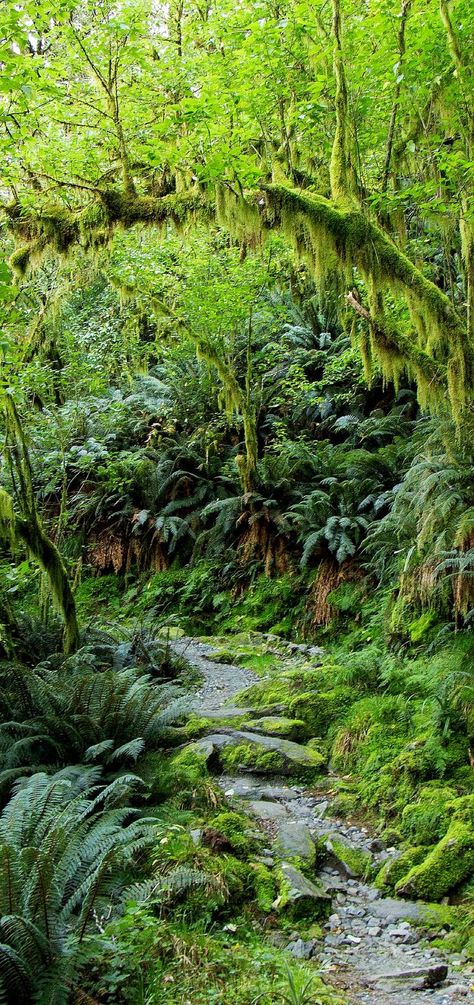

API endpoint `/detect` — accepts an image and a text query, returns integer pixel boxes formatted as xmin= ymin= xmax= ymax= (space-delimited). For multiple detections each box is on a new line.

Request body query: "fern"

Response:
xmin=0 ymin=771 xmax=159 ymax=1004
xmin=0 ymin=646 xmax=186 ymax=791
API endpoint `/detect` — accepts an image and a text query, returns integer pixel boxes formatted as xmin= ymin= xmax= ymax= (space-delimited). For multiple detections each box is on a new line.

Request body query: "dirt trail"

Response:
xmin=172 ymin=637 xmax=474 ymax=1005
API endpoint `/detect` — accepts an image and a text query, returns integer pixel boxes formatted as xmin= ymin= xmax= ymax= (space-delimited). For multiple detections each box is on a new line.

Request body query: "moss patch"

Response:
xmin=396 ymin=822 xmax=474 ymax=900
xmin=375 ymin=846 xmax=427 ymax=893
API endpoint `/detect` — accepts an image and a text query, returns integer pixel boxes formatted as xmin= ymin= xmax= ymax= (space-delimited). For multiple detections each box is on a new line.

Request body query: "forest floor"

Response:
xmin=171 ymin=636 xmax=474 ymax=1005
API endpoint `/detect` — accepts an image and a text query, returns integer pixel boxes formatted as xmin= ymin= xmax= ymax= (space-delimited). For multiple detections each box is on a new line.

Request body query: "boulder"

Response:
xmin=273 ymin=821 xmax=316 ymax=867
xmin=366 ymin=963 xmax=448 ymax=989
xmin=247 ymin=800 xmax=290 ymax=822
xmin=323 ymin=834 xmax=372 ymax=879
xmin=395 ymin=821 xmax=474 ymax=900
xmin=274 ymin=862 xmax=330 ymax=919
xmin=289 ymin=686 xmax=354 ymax=739
xmin=183 ymin=729 xmax=325 ymax=779
xmin=374 ymin=846 xmax=427 ymax=893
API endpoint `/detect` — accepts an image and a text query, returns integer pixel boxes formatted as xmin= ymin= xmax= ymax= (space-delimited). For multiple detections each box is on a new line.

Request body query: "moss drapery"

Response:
xmin=5 ymin=179 xmax=472 ymax=425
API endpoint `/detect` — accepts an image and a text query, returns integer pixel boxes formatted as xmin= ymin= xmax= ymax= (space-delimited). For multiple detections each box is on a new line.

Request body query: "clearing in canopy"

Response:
xmin=0 ymin=1 xmax=473 ymax=1003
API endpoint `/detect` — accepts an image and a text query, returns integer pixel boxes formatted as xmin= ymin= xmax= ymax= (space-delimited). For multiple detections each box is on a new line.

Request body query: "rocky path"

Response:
xmin=173 ymin=637 xmax=474 ymax=1004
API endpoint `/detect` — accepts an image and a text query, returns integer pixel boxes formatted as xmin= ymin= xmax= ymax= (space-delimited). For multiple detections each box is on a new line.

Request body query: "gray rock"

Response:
xmin=257 ymin=785 xmax=300 ymax=801
xmin=190 ymin=828 xmax=203 ymax=846
xmin=273 ymin=821 xmax=316 ymax=866
xmin=275 ymin=862 xmax=330 ymax=917
xmin=204 ymin=706 xmax=252 ymax=719
xmin=366 ymin=964 xmax=448 ymax=987
xmin=325 ymin=933 xmax=346 ymax=947
xmin=247 ymin=800 xmax=289 ymax=821
xmin=285 ymin=938 xmax=317 ymax=960
xmin=369 ymin=897 xmax=424 ymax=922
xmin=367 ymin=925 xmax=382 ymax=937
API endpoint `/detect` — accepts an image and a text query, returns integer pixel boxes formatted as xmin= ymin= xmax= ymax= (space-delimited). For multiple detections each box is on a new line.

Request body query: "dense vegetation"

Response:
xmin=0 ymin=0 xmax=473 ymax=1001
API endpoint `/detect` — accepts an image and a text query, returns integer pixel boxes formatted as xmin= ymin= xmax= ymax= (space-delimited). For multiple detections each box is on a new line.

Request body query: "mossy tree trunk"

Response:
xmin=0 ymin=395 xmax=79 ymax=655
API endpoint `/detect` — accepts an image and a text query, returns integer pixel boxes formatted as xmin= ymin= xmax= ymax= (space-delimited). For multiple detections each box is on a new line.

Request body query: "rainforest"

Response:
xmin=0 ymin=1 xmax=473 ymax=1002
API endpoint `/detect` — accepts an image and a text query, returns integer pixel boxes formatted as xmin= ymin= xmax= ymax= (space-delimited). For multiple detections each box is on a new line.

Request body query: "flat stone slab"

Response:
xmin=203 ymin=707 xmax=250 ymax=719
xmin=369 ymin=897 xmax=425 ymax=922
xmin=366 ymin=963 xmax=448 ymax=987
xmin=257 ymin=784 xmax=300 ymax=801
xmin=247 ymin=800 xmax=290 ymax=821
xmin=242 ymin=716 xmax=305 ymax=739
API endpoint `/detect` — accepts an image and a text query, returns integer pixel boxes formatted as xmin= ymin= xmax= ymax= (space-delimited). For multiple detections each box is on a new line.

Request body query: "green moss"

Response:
xmin=379 ymin=826 xmax=403 ymax=847
xmin=209 ymin=811 xmax=257 ymax=856
xmin=250 ymin=862 xmax=277 ymax=912
xmin=219 ymin=739 xmax=325 ymax=780
xmin=259 ymin=184 xmax=469 ymax=421
xmin=401 ymin=786 xmax=457 ymax=845
xmin=241 ymin=716 xmax=306 ymax=741
xmin=9 ymin=243 xmax=38 ymax=276
xmin=325 ymin=836 xmax=373 ymax=879
xmin=289 ymin=686 xmax=354 ymax=739
xmin=100 ymin=189 xmax=208 ymax=229
xmin=330 ymin=791 xmax=359 ymax=818
xmin=183 ymin=715 xmax=219 ymax=739
xmin=396 ymin=821 xmax=474 ymax=900
xmin=235 ymin=667 xmax=331 ymax=711
xmin=449 ymin=794 xmax=474 ymax=826
xmin=220 ymin=743 xmax=287 ymax=774
xmin=375 ymin=846 xmax=427 ymax=893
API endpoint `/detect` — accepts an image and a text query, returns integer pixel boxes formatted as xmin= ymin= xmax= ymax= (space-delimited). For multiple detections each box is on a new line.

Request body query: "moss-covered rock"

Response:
xmin=375 ymin=847 xmax=427 ymax=893
xmin=273 ymin=821 xmax=317 ymax=868
xmin=210 ymin=730 xmax=327 ymax=780
xmin=289 ymin=686 xmax=354 ymax=739
xmin=379 ymin=826 xmax=403 ymax=848
xmin=274 ymin=862 xmax=330 ymax=919
xmin=330 ymin=791 xmax=359 ymax=819
xmin=241 ymin=715 xmax=306 ymax=741
xmin=323 ymin=835 xmax=372 ymax=879
xmin=448 ymin=794 xmax=474 ymax=827
xmin=220 ymin=742 xmax=290 ymax=774
xmin=235 ymin=668 xmax=329 ymax=711
xmin=250 ymin=862 xmax=277 ymax=912
xmin=208 ymin=811 xmax=257 ymax=856
xmin=396 ymin=822 xmax=474 ymax=900
xmin=400 ymin=786 xmax=457 ymax=845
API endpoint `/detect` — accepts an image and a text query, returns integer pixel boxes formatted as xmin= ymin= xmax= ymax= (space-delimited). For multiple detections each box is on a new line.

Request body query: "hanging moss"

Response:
xmin=9 ymin=237 xmax=48 ymax=277
xmin=258 ymin=185 xmax=470 ymax=418
xmin=215 ymin=186 xmax=262 ymax=246
xmin=5 ymin=178 xmax=470 ymax=424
